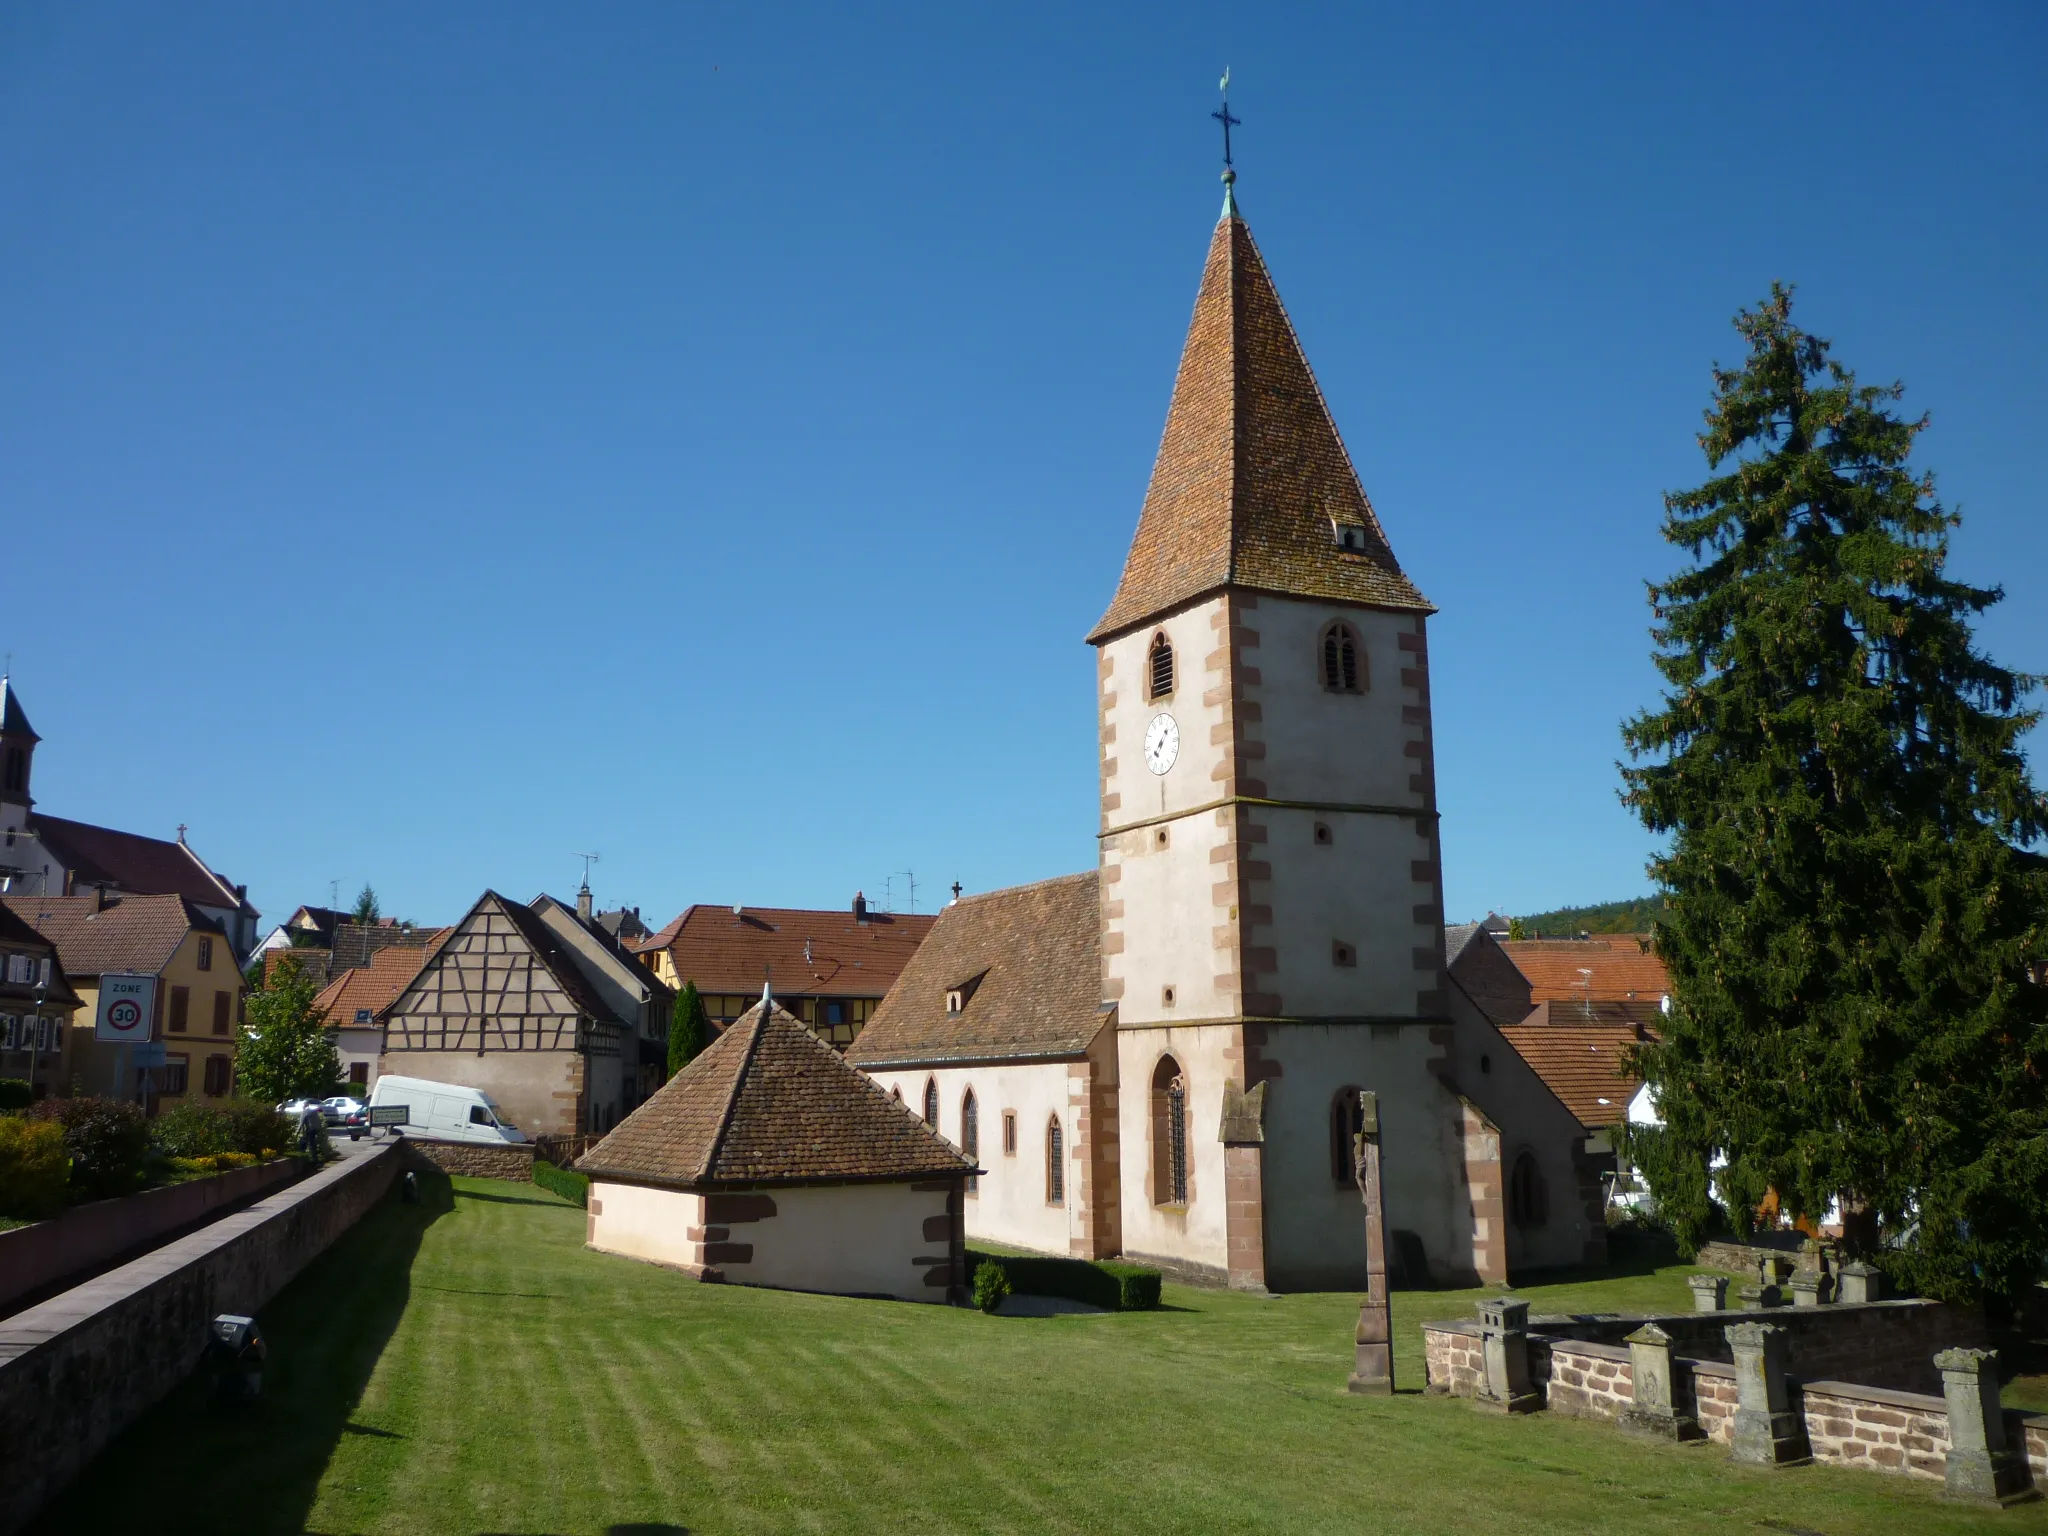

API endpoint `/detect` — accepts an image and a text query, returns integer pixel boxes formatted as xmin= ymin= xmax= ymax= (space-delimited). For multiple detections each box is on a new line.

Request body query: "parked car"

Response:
xmin=324 ymin=1097 xmax=369 ymax=1139
xmin=276 ymin=1098 xmax=326 ymax=1121
xmin=366 ymin=1075 xmax=528 ymax=1146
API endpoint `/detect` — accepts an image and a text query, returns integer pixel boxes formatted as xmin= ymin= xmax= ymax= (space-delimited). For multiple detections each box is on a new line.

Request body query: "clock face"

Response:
xmin=1144 ymin=712 xmax=1180 ymax=775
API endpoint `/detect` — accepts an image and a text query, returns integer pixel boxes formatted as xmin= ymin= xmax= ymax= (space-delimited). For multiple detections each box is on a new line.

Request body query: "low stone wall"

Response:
xmin=1538 ymin=1339 xmax=1632 ymax=1420
xmin=0 ymin=1158 xmax=302 ymax=1315
xmin=1696 ymin=1235 xmax=1808 ymax=1275
xmin=0 ymin=1145 xmax=400 ymax=1535
xmin=397 ymin=1137 xmax=534 ymax=1181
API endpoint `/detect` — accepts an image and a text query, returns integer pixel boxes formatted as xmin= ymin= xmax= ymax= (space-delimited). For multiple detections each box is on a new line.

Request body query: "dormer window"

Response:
xmin=1147 ymin=632 xmax=1175 ymax=700
xmin=1332 ymin=519 xmax=1369 ymax=554
xmin=945 ymin=989 xmax=964 ymax=1016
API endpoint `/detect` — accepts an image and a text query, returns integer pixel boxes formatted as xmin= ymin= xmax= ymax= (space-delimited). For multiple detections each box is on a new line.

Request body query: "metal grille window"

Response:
xmin=161 ymin=1054 xmax=190 ymax=1096
xmin=1148 ymin=632 xmax=1175 ymax=700
xmin=1166 ymin=1082 xmax=1187 ymax=1205
xmin=1047 ymin=1116 xmax=1065 ymax=1206
xmin=1321 ymin=622 xmax=1363 ymax=693
xmin=962 ymin=1090 xmax=979 ymax=1194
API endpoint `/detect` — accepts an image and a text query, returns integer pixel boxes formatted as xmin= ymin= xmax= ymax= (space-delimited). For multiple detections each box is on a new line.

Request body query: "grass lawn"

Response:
xmin=30 ymin=1173 xmax=2043 ymax=1536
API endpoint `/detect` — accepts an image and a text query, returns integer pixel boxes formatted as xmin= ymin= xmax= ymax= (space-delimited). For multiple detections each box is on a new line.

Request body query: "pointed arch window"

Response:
xmin=1320 ymin=622 xmax=1365 ymax=694
xmin=1147 ymin=632 xmax=1175 ymax=701
xmin=1151 ymin=1056 xmax=1189 ymax=1206
xmin=961 ymin=1089 xmax=979 ymax=1194
xmin=1509 ymin=1150 xmax=1549 ymax=1228
xmin=923 ymin=1077 xmax=939 ymax=1128
xmin=1046 ymin=1115 xmax=1065 ymax=1206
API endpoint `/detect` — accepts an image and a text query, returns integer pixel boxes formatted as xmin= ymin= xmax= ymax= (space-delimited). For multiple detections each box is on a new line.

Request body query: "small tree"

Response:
xmin=1506 ymin=917 xmax=1527 ymax=941
xmin=668 ymin=982 xmax=709 ymax=1078
xmin=236 ymin=955 xmax=341 ymax=1104
xmin=352 ymin=884 xmax=381 ymax=925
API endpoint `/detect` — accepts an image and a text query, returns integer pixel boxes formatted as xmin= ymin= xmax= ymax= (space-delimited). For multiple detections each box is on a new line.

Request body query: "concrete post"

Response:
xmin=1790 ymin=1274 xmax=1823 ymax=1307
xmin=1835 ymin=1261 xmax=1883 ymax=1304
xmin=1620 ymin=1322 xmax=1702 ymax=1441
xmin=1689 ymin=1274 xmax=1729 ymax=1313
xmin=1475 ymin=1297 xmax=1541 ymax=1414
xmin=1935 ymin=1348 xmax=2036 ymax=1506
xmin=1727 ymin=1322 xmax=1809 ymax=1466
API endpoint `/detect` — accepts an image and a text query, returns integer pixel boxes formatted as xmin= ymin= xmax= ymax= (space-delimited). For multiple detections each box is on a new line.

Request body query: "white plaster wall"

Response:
xmin=1256 ymin=1022 xmax=1474 ymax=1289
xmin=588 ymin=1180 xmax=703 ymax=1268
xmin=1104 ymin=812 xmax=1236 ymax=1027
xmin=335 ymin=1026 xmax=382 ymax=1096
xmin=1099 ymin=594 xmax=1235 ymax=833
xmin=745 ymin=1182 xmax=952 ymax=1303
xmin=1239 ymin=600 xmax=1428 ymax=808
xmin=1256 ymin=807 xmax=1433 ymax=1018
xmin=861 ymin=1060 xmax=1080 ymax=1256
xmin=1114 ymin=1023 xmax=1236 ymax=1276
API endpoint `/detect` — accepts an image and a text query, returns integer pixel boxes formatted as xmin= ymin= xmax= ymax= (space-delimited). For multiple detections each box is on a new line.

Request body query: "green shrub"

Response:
xmin=0 ymin=1079 xmax=32 ymax=1112
xmin=532 ymin=1160 xmax=589 ymax=1207
xmin=154 ymin=1102 xmax=233 ymax=1158
xmin=963 ymin=1249 xmax=1162 ymax=1312
xmin=0 ymin=1115 xmax=70 ymax=1219
xmin=972 ymin=1259 xmax=1012 ymax=1314
xmin=218 ymin=1101 xmax=292 ymax=1157
xmin=31 ymin=1097 xmax=151 ymax=1199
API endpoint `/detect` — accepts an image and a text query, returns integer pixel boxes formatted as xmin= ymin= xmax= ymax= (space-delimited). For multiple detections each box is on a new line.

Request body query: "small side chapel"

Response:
xmin=850 ymin=177 xmax=1605 ymax=1291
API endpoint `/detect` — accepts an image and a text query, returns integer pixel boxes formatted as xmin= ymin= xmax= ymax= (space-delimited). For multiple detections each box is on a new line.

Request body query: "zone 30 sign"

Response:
xmin=95 ymin=974 xmax=158 ymax=1044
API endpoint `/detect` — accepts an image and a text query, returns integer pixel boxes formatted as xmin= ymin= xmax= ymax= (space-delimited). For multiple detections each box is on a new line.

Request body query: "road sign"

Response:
xmin=369 ymin=1104 xmax=410 ymax=1128
xmin=96 ymin=974 xmax=157 ymax=1044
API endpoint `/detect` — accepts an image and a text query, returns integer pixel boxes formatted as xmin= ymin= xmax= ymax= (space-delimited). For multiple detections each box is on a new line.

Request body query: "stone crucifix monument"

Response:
xmin=1347 ymin=1089 xmax=1394 ymax=1395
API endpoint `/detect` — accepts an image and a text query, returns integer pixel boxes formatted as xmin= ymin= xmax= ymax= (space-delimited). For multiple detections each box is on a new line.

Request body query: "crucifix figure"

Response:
xmin=1212 ymin=69 xmax=1241 ymax=169
xmin=1348 ymin=1089 xmax=1394 ymax=1394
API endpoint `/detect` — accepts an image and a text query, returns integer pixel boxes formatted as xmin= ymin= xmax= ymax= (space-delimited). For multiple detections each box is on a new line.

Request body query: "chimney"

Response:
xmin=576 ymin=883 xmax=593 ymax=922
xmin=852 ymin=891 xmax=867 ymax=923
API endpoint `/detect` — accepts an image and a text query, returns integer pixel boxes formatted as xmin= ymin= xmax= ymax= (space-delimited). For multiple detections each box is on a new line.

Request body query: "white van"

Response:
xmin=367 ymin=1075 xmax=529 ymax=1146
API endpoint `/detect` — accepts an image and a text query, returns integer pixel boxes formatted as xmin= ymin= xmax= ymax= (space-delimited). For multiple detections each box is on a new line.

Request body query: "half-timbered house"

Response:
xmin=378 ymin=890 xmax=634 ymax=1138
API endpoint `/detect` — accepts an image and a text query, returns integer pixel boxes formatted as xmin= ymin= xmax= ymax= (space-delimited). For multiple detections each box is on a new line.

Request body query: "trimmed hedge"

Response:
xmin=533 ymin=1159 xmax=589 ymax=1207
xmin=0 ymin=1115 xmax=70 ymax=1219
xmin=30 ymin=1097 xmax=151 ymax=1198
xmin=964 ymin=1248 xmax=1162 ymax=1312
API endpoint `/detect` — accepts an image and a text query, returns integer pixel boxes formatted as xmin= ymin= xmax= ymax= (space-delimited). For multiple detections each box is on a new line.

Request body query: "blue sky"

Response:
xmin=3 ymin=3 xmax=2042 ymax=932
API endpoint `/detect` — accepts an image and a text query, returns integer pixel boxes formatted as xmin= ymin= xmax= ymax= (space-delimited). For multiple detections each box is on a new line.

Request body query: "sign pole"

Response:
xmin=1348 ymin=1089 xmax=1394 ymax=1395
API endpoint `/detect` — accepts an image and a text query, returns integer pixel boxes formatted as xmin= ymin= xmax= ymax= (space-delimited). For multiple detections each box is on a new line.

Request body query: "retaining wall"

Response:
xmin=0 ymin=1159 xmax=302 ymax=1316
xmin=0 ymin=1144 xmax=400 ymax=1535
xmin=398 ymin=1137 xmax=534 ymax=1181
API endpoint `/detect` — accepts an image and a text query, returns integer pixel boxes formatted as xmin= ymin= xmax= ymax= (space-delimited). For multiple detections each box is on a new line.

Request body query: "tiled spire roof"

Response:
xmin=0 ymin=676 xmax=36 ymax=739
xmin=1089 ymin=210 xmax=1430 ymax=643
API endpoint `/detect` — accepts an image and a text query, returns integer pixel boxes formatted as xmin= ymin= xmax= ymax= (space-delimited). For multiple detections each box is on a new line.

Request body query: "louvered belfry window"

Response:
xmin=1148 ymin=632 xmax=1174 ymax=700
xmin=1321 ymin=622 xmax=1363 ymax=693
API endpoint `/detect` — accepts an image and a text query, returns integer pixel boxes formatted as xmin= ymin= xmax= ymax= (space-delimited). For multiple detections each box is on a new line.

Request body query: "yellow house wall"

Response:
xmin=154 ymin=930 xmax=242 ymax=1108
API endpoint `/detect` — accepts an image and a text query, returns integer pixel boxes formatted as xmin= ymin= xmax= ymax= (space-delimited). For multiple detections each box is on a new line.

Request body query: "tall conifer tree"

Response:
xmin=1622 ymin=285 xmax=2048 ymax=1302
xmin=668 ymin=982 xmax=709 ymax=1079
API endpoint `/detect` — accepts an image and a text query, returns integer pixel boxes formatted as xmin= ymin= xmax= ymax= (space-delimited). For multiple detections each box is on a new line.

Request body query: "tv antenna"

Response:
xmin=575 ymin=852 xmax=601 ymax=887
xmin=881 ymin=869 xmax=918 ymax=914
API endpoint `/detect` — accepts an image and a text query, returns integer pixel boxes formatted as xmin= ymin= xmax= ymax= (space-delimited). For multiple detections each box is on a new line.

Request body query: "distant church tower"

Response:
xmin=0 ymin=676 xmax=37 ymax=837
xmin=1090 ymin=183 xmax=1478 ymax=1291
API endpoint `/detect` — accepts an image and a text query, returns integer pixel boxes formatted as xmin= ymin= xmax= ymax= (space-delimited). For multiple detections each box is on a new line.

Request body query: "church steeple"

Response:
xmin=0 ymin=674 xmax=37 ymax=812
xmin=1088 ymin=207 xmax=1431 ymax=644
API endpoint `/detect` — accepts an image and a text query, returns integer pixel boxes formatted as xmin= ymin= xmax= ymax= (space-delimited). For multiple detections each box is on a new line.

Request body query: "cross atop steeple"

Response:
xmin=1212 ymin=69 xmax=1242 ymax=217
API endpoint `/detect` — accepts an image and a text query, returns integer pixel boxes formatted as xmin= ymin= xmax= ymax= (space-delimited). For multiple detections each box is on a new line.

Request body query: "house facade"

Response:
xmin=3 ymin=891 xmax=242 ymax=1107
xmin=529 ymin=888 xmax=673 ymax=1112
xmin=0 ymin=901 xmax=83 ymax=1099
xmin=850 ymin=189 xmax=1604 ymax=1291
xmin=377 ymin=891 xmax=634 ymax=1138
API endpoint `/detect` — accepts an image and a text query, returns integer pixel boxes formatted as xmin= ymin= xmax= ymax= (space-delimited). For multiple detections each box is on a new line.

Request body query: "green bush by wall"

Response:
xmin=533 ymin=1160 xmax=589 ymax=1207
xmin=30 ymin=1097 xmax=151 ymax=1199
xmin=963 ymin=1249 xmax=1162 ymax=1312
xmin=0 ymin=1115 xmax=70 ymax=1219
xmin=0 ymin=1079 xmax=32 ymax=1113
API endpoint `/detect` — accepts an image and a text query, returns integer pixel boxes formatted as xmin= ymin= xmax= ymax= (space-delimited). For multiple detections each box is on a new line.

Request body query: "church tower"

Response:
xmin=1091 ymin=185 xmax=1479 ymax=1291
xmin=0 ymin=676 xmax=37 ymax=836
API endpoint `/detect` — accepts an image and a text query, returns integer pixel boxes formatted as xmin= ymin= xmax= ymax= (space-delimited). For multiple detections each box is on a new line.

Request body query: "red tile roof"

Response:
xmin=0 ymin=901 xmax=83 ymax=1008
xmin=27 ymin=814 xmax=246 ymax=913
xmin=1089 ymin=210 xmax=1430 ymax=644
xmin=577 ymin=998 xmax=973 ymax=1189
xmin=1500 ymin=935 xmax=1671 ymax=1005
xmin=312 ymin=944 xmax=437 ymax=1029
xmin=2 ymin=892 xmax=222 ymax=980
xmin=641 ymin=903 xmax=937 ymax=999
xmin=1497 ymin=1020 xmax=1650 ymax=1129
xmin=846 ymin=872 xmax=1107 ymax=1068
